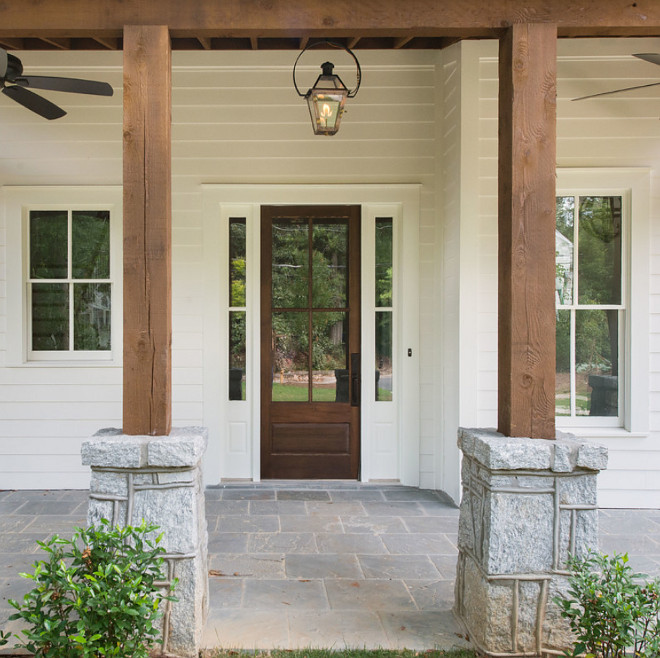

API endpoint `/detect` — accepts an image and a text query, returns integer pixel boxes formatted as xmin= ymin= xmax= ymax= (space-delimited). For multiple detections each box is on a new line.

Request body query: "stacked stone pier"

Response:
xmin=82 ymin=427 xmax=208 ymax=658
xmin=454 ymin=428 xmax=607 ymax=657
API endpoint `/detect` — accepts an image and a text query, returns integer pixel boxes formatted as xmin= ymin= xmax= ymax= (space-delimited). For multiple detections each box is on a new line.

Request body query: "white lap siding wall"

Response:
xmin=467 ymin=37 xmax=660 ymax=508
xmin=0 ymin=50 xmax=440 ymax=490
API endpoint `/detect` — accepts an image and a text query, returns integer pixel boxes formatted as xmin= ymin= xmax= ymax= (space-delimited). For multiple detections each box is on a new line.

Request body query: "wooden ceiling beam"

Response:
xmin=0 ymin=0 xmax=657 ymax=39
xmin=0 ymin=37 xmax=24 ymax=50
xmin=39 ymin=37 xmax=71 ymax=49
xmin=250 ymin=36 xmax=258 ymax=49
xmin=393 ymin=36 xmax=413 ymax=49
xmin=197 ymin=36 xmax=212 ymax=49
xmin=93 ymin=36 xmax=119 ymax=49
xmin=347 ymin=36 xmax=361 ymax=49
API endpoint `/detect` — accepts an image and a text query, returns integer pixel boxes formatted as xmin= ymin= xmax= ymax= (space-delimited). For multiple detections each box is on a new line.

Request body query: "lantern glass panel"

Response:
xmin=307 ymin=90 xmax=347 ymax=135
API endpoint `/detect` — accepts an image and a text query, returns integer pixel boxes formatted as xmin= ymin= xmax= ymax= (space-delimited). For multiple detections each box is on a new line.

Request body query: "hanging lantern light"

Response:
xmin=293 ymin=41 xmax=361 ymax=136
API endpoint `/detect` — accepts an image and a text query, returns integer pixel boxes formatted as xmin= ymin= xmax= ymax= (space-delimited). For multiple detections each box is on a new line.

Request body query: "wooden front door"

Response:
xmin=261 ymin=205 xmax=361 ymax=479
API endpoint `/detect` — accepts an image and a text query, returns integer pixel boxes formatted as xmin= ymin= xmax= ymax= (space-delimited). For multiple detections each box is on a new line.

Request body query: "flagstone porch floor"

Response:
xmin=1 ymin=483 xmax=660 ymax=652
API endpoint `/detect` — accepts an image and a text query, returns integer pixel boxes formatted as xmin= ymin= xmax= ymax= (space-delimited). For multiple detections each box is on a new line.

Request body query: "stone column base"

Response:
xmin=454 ymin=428 xmax=607 ymax=657
xmin=81 ymin=427 xmax=209 ymax=658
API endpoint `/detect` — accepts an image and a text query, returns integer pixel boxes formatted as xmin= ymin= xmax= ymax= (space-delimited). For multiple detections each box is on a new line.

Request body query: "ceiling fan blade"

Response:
xmin=2 ymin=85 xmax=66 ymax=119
xmin=14 ymin=75 xmax=113 ymax=96
xmin=0 ymin=48 xmax=7 ymax=79
xmin=572 ymin=81 xmax=660 ymax=101
xmin=634 ymin=53 xmax=660 ymax=66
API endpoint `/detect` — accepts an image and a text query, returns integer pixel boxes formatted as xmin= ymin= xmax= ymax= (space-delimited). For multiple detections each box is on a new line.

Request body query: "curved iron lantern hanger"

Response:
xmin=293 ymin=40 xmax=362 ymax=135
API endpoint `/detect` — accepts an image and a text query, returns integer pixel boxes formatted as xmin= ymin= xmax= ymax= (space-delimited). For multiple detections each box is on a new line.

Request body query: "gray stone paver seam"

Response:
xmin=17 ymin=487 xmax=659 ymax=651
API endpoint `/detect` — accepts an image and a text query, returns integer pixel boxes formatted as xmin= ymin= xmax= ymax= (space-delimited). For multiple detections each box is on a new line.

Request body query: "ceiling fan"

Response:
xmin=0 ymin=47 xmax=113 ymax=120
xmin=573 ymin=53 xmax=660 ymax=102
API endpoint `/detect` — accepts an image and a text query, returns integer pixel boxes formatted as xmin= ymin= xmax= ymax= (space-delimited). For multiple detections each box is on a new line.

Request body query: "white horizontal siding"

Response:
xmin=0 ymin=49 xmax=437 ymax=489
xmin=471 ymin=37 xmax=660 ymax=508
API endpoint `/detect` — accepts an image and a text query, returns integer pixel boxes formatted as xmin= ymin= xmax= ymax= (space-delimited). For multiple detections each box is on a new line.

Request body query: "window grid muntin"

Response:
xmin=27 ymin=208 xmax=112 ymax=355
xmin=556 ymin=194 xmax=626 ymax=423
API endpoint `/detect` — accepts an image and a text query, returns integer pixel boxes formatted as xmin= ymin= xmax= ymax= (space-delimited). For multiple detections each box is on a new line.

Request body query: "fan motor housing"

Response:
xmin=5 ymin=53 xmax=23 ymax=82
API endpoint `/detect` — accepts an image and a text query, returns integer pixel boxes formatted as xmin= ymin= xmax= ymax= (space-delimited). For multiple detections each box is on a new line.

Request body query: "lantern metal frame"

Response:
xmin=293 ymin=40 xmax=362 ymax=135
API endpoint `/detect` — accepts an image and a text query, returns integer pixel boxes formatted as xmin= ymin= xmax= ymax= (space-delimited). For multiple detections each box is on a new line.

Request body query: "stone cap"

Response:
xmin=458 ymin=427 xmax=607 ymax=473
xmin=81 ymin=427 xmax=208 ymax=469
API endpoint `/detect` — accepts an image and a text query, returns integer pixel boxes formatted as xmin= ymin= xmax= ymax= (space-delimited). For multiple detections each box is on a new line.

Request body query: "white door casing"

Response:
xmin=202 ymin=184 xmax=420 ymax=485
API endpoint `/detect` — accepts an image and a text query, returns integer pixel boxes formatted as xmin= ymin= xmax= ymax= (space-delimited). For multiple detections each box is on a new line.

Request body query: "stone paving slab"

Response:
xmin=3 ymin=483 xmax=660 ymax=653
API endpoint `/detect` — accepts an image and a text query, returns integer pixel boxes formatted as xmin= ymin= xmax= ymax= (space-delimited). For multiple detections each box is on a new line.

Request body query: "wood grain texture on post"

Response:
xmin=123 ymin=25 xmax=172 ymax=436
xmin=498 ymin=23 xmax=557 ymax=439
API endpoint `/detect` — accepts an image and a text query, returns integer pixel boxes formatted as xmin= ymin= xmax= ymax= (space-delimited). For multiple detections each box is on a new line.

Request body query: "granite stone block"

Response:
xmin=456 ymin=428 xmax=606 ymax=657
xmin=83 ymin=427 xmax=208 ymax=658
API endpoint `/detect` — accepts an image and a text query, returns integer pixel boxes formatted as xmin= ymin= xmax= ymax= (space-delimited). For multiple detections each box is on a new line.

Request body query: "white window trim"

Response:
xmin=556 ymin=168 xmax=650 ymax=435
xmin=4 ymin=186 xmax=123 ymax=367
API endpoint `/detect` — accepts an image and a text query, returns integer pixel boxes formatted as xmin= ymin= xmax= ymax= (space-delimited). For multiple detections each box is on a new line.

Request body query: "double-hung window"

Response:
xmin=555 ymin=169 xmax=649 ymax=432
xmin=6 ymin=187 xmax=122 ymax=365
xmin=29 ymin=210 xmax=111 ymax=355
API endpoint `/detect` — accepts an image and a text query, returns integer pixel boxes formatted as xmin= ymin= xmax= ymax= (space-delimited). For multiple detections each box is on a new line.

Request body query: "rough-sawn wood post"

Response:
xmin=498 ymin=23 xmax=557 ymax=439
xmin=122 ymin=25 xmax=172 ymax=436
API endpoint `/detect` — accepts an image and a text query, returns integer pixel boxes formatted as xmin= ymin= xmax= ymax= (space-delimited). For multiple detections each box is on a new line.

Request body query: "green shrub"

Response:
xmin=555 ymin=551 xmax=660 ymax=658
xmin=6 ymin=519 xmax=175 ymax=658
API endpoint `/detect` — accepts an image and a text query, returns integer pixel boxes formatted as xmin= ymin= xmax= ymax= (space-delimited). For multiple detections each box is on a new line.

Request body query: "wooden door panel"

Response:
xmin=271 ymin=423 xmax=350 ymax=454
xmin=261 ymin=205 xmax=360 ymax=479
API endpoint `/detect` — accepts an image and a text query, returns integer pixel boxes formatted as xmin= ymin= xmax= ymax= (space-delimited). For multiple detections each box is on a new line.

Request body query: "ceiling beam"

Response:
xmin=39 ymin=37 xmax=71 ymax=49
xmin=0 ymin=0 xmax=657 ymax=40
xmin=197 ymin=36 xmax=212 ymax=49
xmin=250 ymin=36 xmax=258 ymax=49
xmin=393 ymin=36 xmax=413 ymax=49
xmin=93 ymin=36 xmax=119 ymax=49
xmin=0 ymin=37 xmax=24 ymax=49
xmin=347 ymin=36 xmax=361 ymax=49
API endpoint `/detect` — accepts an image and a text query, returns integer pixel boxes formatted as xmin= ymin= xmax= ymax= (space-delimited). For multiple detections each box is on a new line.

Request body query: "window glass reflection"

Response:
xmin=376 ymin=311 xmax=392 ymax=401
xmin=229 ymin=311 xmax=246 ymax=400
xmin=272 ymin=311 xmax=309 ymax=401
xmin=555 ymin=197 xmax=574 ymax=306
xmin=30 ymin=211 xmax=68 ymax=279
xmin=578 ymin=196 xmax=622 ymax=306
xmin=72 ymin=211 xmax=110 ymax=279
xmin=375 ymin=218 xmax=393 ymax=308
xmin=555 ymin=309 xmax=570 ymax=416
xmin=32 ymin=283 xmax=69 ymax=351
xmin=312 ymin=220 xmax=348 ymax=309
xmin=74 ymin=283 xmax=111 ymax=350
xmin=312 ymin=312 xmax=347 ymax=402
xmin=229 ymin=218 xmax=246 ymax=307
xmin=577 ymin=309 xmax=618 ymax=417
xmin=272 ymin=220 xmax=309 ymax=308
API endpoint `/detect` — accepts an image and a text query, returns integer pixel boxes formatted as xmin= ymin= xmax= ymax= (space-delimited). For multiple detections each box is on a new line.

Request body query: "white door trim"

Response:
xmin=202 ymin=184 xmax=420 ymax=485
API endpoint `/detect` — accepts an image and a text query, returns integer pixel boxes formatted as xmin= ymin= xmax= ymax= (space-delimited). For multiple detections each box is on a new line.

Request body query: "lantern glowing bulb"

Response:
xmin=304 ymin=61 xmax=349 ymax=136
xmin=293 ymin=42 xmax=361 ymax=136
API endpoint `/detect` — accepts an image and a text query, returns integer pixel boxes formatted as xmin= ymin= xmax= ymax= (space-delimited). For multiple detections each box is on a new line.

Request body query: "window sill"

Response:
xmin=10 ymin=359 xmax=120 ymax=368
xmin=557 ymin=426 xmax=649 ymax=440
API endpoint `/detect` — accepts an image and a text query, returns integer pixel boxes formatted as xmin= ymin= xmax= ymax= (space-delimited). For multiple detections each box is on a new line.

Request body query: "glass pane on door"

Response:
xmin=312 ymin=312 xmax=348 ymax=401
xmin=312 ymin=220 xmax=348 ymax=308
xmin=272 ymin=311 xmax=309 ymax=401
xmin=272 ymin=219 xmax=309 ymax=308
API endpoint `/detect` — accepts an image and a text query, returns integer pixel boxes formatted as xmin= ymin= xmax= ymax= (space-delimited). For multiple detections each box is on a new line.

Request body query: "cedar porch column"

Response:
xmin=122 ymin=25 xmax=172 ymax=435
xmin=497 ymin=23 xmax=557 ymax=439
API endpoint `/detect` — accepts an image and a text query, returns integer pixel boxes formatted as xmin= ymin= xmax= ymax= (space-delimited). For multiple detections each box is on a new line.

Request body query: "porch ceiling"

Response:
xmin=0 ymin=35 xmax=463 ymax=52
xmin=0 ymin=0 xmax=659 ymax=52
